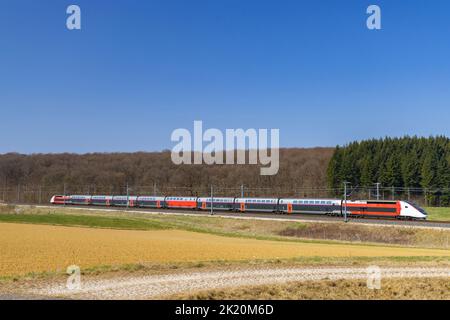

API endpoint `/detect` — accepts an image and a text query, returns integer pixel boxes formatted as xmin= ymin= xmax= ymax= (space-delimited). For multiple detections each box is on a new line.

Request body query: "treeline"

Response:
xmin=0 ymin=148 xmax=333 ymax=196
xmin=327 ymin=136 xmax=450 ymax=204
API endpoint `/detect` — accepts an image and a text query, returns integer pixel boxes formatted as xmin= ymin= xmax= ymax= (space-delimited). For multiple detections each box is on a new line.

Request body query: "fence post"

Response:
xmin=126 ymin=182 xmax=129 ymax=209
xmin=210 ymin=185 xmax=214 ymax=216
xmin=2 ymin=180 xmax=5 ymax=202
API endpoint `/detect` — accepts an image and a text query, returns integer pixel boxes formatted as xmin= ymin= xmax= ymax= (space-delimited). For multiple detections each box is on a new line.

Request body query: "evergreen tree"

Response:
xmin=421 ymin=149 xmax=438 ymax=189
xmin=326 ymin=146 xmax=342 ymax=191
xmin=421 ymin=147 xmax=438 ymax=205
xmin=326 ymin=136 xmax=450 ymax=204
xmin=360 ymin=156 xmax=374 ymax=186
xmin=401 ymin=150 xmax=420 ymax=188
xmin=380 ymin=155 xmax=402 ymax=187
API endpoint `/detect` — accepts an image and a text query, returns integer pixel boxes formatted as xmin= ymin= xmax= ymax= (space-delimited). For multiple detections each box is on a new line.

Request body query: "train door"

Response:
xmin=240 ymin=202 xmax=245 ymax=212
xmin=287 ymin=203 xmax=292 ymax=214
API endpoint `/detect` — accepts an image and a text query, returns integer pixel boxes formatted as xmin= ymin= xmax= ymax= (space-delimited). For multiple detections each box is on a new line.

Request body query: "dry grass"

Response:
xmin=1 ymin=222 xmax=450 ymax=277
xmin=171 ymin=277 xmax=450 ymax=300
xmin=279 ymin=223 xmax=450 ymax=248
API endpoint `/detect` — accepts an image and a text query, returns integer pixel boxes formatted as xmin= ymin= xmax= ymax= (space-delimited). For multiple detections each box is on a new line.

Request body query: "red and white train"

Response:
xmin=50 ymin=194 xmax=427 ymax=220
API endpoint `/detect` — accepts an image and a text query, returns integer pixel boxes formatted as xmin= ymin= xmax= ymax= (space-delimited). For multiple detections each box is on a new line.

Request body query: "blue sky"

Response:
xmin=1 ymin=0 xmax=450 ymax=153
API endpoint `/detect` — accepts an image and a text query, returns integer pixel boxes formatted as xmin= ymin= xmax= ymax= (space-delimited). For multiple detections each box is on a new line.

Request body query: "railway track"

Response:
xmin=22 ymin=204 xmax=450 ymax=229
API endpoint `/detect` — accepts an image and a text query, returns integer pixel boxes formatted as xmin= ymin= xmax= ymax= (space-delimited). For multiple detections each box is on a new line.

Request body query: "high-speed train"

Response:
xmin=50 ymin=194 xmax=428 ymax=220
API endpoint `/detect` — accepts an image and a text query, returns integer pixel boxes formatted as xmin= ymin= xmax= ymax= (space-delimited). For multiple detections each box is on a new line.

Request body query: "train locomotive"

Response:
xmin=50 ymin=194 xmax=427 ymax=220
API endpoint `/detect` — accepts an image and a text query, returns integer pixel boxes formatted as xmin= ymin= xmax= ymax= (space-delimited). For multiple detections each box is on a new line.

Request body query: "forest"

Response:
xmin=2 ymin=136 xmax=450 ymax=205
xmin=327 ymin=136 xmax=450 ymax=205
xmin=0 ymin=148 xmax=333 ymax=200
